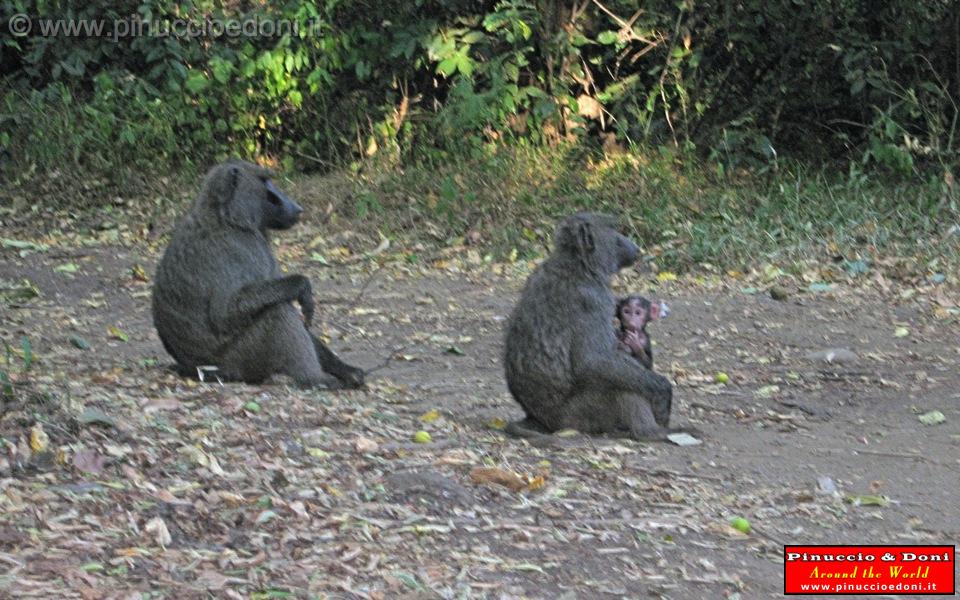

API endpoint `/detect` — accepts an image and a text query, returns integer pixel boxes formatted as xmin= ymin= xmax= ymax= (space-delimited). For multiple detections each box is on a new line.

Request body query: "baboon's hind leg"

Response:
xmin=563 ymin=391 xmax=672 ymax=440
xmin=220 ymin=304 xmax=339 ymax=388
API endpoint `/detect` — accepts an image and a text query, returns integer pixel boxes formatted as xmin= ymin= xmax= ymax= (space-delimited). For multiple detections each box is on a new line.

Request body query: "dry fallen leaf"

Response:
xmin=29 ymin=424 xmax=49 ymax=453
xmin=144 ymin=516 xmax=172 ymax=547
xmin=355 ymin=437 xmax=379 ymax=453
xmin=72 ymin=448 xmax=106 ymax=474
xmin=469 ymin=467 xmax=529 ymax=492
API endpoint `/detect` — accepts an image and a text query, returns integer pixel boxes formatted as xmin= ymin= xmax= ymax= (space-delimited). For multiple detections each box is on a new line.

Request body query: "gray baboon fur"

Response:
xmin=503 ymin=212 xmax=676 ymax=440
xmin=152 ymin=159 xmax=364 ymax=389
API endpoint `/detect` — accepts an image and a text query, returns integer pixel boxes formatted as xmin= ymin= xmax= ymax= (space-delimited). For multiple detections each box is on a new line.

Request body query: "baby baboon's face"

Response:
xmin=619 ymin=297 xmax=651 ymax=332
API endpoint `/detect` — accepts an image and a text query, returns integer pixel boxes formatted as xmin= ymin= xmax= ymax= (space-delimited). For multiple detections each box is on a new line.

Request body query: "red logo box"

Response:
xmin=784 ymin=545 xmax=955 ymax=595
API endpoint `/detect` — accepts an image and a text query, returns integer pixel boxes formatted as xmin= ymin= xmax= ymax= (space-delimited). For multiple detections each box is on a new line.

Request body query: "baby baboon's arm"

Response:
xmin=211 ymin=274 xmax=314 ymax=333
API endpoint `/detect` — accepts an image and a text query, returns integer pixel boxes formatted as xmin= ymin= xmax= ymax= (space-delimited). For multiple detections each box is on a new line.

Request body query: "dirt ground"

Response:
xmin=1 ymin=229 xmax=958 ymax=599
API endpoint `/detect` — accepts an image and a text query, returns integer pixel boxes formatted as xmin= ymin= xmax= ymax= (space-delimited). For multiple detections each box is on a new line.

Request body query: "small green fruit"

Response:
xmin=413 ymin=431 xmax=432 ymax=444
xmin=715 ymin=372 xmax=730 ymax=384
xmin=730 ymin=516 xmax=751 ymax=533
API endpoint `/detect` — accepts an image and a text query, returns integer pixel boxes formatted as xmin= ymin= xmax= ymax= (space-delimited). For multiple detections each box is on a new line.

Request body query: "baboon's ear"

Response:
xmin=226 ymin=165 xmax=240 ymax=197
xmin=575 ymin=221 xmax=595 ymax=255
xmin=217 ymin=165 xmax=262 ymax=231
xmin=208 ymin=164 xmax=240 ymax=207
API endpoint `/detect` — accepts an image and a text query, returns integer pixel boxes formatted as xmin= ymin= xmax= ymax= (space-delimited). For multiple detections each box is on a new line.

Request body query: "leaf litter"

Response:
xmin=0 ymin=236 xmax=958 ymax=598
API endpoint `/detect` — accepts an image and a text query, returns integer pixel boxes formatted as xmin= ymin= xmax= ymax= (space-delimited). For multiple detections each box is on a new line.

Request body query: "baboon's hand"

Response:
xmin=338 ymin=366 xmax=366 ymax=389
xmin=623 ymin=330 xmax=645 ymax=354
xmin=298 ymin=286 xmax=315 ymax=327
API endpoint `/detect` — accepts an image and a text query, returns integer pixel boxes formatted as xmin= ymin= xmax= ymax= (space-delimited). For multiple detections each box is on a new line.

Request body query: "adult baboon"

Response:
xmin=503 ymin=213 xmax=677 ymax=440
xmin=152 ymin=159 xmax=365 ymax=389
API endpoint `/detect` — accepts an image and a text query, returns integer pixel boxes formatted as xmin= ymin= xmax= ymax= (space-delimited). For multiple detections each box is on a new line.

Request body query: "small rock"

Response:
xmin=805 ymin=348 xmax=858 ymax=364
xmin=667 ymin=432 xmax=702 ymax=446
xmin=386 ymin=470 xmax=474 ymax=505
xmin=69 ymin=336 xmax=90 ymax=350
xmin=816 ymin=476 xmax=838 ymax=496
xmin=769 ymin=286 xmax=789 ymax=301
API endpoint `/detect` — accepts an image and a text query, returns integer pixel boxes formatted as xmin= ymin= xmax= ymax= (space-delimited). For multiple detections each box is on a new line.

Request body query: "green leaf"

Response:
xmin=918 ymin=410 xmax=945 ymax=426
xmin=571 ymin=33 xmax=591 ymax=47
xmin=79 ymin=407 xmax=117 ymax=428
xmin=461 ymin=31 xmax=484 ymax=44
xmin=842 ymin=260 xmax=870 ymax=276
xmin=596 ymin=31 xmax=618 ymax=45
xmin=210 ymin=58 xmax=233 ymax=84
xmin=754 ymin=385 xmax=780 ymax=399
xmin=252 ymin=591 xmax=294 ymax=599
xmin=0 ymin=370 xmax=12 ymax=399
xmin=455 ymin=53 xmax=474 ymax=76
xmin=516 ymin=20 xmax=532 ymax=39
xmin=184 ymin=71 xmax=209 ymax=94
xmin=437 ymin=57 xmax=457 ymax=76
xmin=844 ymin=494 xmax=889 ymax=507
xmin=54 ymin=263 xmax=79 ymax=274
xmin=2 ymin=239 xmax=49 ymax=255
xmin=391 ymin=572 xmax=421 ymax=590
xmin=19 ymin=336 xmax=32 ymax=370
xmin=256 ymin=510 xmax=278 ymax=524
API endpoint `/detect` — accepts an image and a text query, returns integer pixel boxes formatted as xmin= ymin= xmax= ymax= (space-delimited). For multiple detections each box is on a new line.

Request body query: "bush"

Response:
xmin=1 ymin=0 xmax=957 ymax=189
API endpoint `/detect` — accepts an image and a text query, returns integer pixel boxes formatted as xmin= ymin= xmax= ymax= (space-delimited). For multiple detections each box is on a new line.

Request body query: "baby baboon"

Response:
xmin=152 ymin=159 xmax=365 ymax=389
xmin=616 ymin=295 xmax=668 ymax=370
xmin=503 ymin=213 xmax=677 ymax=440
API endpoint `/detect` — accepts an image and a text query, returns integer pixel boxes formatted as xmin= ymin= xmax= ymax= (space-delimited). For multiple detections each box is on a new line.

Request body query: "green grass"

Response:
xmin=2 ymin=95 xmax=956 ymax=278
xmin=313 ymin=144 xmax=958 ymax=274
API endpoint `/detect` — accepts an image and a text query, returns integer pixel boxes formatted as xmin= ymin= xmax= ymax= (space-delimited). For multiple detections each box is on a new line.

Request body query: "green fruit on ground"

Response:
xmin=730 ymin=516 xmax=751 ymax=533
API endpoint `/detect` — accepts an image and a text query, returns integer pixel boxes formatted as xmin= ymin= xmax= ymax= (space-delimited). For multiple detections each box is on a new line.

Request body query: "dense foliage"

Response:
xmin=1 ymin=0 xmax=958 ymax=180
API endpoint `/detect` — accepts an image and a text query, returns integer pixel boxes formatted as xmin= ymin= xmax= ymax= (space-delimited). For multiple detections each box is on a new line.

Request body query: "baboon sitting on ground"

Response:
xmin=152 ymin=159 xmax=365 ymax=389
xmin=503 ymin=213 xmax=677 ymax=440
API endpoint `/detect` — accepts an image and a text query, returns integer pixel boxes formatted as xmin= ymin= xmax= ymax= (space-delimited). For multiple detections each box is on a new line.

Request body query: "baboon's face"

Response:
xmin=202 ymin=160 xmax=304 ymax=232
xmin=608 ymin=227 xmax=640 ymax=270
xmin=557 ymin=213 xmax=640 ymax=275
xmin=260 ymin=178 xmax=303 ymax=230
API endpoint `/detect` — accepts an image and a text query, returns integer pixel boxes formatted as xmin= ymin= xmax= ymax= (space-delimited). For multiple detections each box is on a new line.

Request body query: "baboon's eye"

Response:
xmin=265 ymin=180 xmax=282 ymax=205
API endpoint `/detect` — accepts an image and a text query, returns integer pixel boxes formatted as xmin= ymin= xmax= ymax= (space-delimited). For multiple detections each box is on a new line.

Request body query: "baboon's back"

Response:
xmin=152 ymin=216 xmax=276 ymax=368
